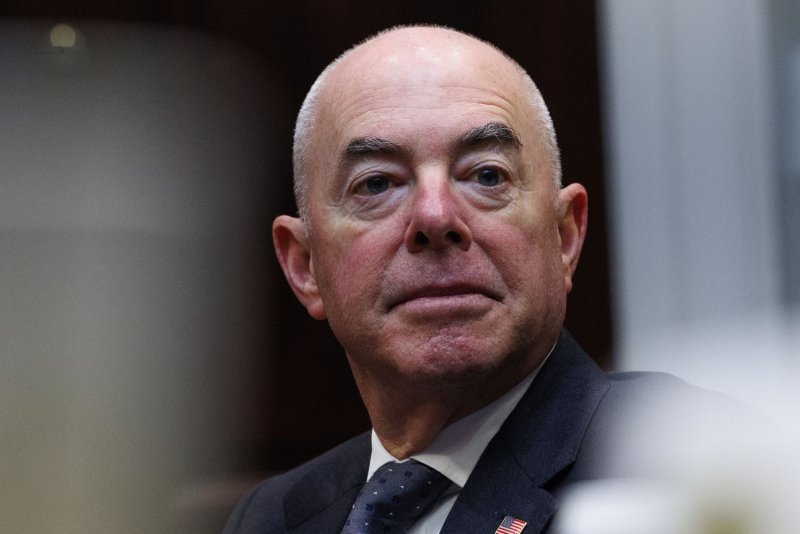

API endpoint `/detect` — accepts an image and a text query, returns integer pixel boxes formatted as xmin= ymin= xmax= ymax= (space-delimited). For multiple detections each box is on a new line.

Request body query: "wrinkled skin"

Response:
xmin=274 ymin=27 xmax=587 ymax=455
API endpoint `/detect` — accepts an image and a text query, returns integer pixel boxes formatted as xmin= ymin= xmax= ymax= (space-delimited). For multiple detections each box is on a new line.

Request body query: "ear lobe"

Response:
xmin=273 ymin=215 xmax=326 ymax=320
xmin=556 ymin=183 xmax=588 ymax=294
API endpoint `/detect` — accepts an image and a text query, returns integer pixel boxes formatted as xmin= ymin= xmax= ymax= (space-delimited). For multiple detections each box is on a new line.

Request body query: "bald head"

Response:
xmin=274 ymin=25 xmax=589 ymax=432
xmin=292 ymin=25 xmax=562 ymax=222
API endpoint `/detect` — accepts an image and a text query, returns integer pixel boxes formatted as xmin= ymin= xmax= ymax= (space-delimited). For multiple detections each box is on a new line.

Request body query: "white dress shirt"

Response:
xmin=366 ymin=352 xmax=550 ymax=534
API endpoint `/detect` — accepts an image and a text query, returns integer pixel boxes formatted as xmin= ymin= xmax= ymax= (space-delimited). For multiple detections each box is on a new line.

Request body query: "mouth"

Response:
xmin=388 ymin=283 xmax=501 ymax=311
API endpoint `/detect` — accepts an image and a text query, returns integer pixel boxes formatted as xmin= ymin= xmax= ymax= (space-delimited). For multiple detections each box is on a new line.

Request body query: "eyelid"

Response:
xmin=352 ymin=173 xmax=390 ymax=196
xmin=465 ymin=162 xmax=511 ymax=184
xmin=345 ymin=172 xmax=407 ymax=219
xmin=350 ymin=170 xmax=408 ymax=198
xmin=457 ymin=147 xmax=513 ymax=171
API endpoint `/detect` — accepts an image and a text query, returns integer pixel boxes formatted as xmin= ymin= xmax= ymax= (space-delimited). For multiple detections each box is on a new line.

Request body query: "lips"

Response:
xmin=387 ymin=282 xmax=501 ymax=310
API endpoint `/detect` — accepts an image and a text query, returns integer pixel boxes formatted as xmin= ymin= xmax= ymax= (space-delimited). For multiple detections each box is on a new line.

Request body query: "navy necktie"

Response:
xmin=342 ymin=459 xmax=451 ymax=534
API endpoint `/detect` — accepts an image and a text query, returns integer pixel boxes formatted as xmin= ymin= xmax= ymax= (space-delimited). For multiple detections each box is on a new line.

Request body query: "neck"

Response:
xmin=372 ymin=400 xmax=455 ymax=459
xmin=352 ymin=366 xmax=534 ymax=459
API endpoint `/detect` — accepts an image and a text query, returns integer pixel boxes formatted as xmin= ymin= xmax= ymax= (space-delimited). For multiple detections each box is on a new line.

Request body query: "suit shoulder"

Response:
xmin=571 ymin=370 xmax=756 ymax=482
xmin=604 ymin=370 xmax=745 ymax=409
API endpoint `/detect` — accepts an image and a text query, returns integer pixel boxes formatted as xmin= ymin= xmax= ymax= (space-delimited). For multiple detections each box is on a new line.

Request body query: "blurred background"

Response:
xmin=0 ymin=1 xmax=797 ymax=532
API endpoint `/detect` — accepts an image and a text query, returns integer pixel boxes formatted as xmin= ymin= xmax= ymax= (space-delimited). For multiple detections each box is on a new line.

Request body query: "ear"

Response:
xmin=556 ymin=183 xmax=588 ymax=294
xmin=273 ymin=215 xmax=326 ymax=320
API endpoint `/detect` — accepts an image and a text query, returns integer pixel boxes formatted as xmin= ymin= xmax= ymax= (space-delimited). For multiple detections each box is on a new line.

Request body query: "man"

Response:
xmin=224 ymin=25 xmax=685 ymax=534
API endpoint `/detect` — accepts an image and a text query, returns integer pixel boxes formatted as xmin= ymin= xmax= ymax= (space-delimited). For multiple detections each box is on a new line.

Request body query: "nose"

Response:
xmin=404 ymin=175 xmax=472 ymax=253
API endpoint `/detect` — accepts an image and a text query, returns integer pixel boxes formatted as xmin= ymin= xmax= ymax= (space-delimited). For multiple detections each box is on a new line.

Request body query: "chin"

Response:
xmin=347 ymin=322 xmax=541 ymax=389
xmin=395 ymin=344 xmax=509 ymax=388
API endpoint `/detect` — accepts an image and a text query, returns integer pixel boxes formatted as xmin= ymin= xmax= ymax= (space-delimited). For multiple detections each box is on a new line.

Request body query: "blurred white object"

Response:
xmin=557 ymin=309 xmax=800 ymax=534
xmin=595 ymin=1 xmax=800 ymax=527
xmin=599 ymin=0 xmax=787 ymax=369
xmin=555 ymin=480 xmax=692 ymax=534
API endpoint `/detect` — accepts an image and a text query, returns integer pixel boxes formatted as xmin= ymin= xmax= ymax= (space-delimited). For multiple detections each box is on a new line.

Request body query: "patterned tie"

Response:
xmin=341 ymin=459 xmax=452 ymax=534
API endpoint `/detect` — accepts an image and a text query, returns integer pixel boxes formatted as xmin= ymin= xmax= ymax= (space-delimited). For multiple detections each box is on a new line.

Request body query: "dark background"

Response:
xmin=2 ymin=0 xmax=611 ymax=474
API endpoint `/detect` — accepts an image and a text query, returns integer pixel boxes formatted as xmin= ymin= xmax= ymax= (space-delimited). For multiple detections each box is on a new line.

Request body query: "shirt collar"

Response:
xmin=367 ymin=349 xmax=552 ymax=487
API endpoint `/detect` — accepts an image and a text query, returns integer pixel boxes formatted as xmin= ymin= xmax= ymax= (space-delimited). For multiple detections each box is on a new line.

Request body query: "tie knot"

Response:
xmin=342 ymin=459 xmax=451 ymax=533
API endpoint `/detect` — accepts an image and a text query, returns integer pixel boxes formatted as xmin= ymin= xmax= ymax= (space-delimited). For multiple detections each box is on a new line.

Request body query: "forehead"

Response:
xmin=313 ymin=31 xmax=536 ymax=160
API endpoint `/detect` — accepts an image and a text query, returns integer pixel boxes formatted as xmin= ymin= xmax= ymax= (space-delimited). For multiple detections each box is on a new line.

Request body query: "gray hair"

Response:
xmin=292 ymin=26 xmax=562 ymax=222
xmin=292 ymin=59 xmax=340 ymax=222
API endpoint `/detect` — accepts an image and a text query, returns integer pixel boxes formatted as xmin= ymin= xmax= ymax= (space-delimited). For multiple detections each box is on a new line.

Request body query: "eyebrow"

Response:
xmin=457 ymin=122 xmax=522 ymax=149
xmin=339 ymin=121 xmax=521 ymax=165
xmin=343 ymin=137 xmax=404 ymax=159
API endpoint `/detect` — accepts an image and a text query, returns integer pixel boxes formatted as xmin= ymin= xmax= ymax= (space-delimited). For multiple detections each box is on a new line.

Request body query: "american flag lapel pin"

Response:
xmin=494 ymin=515 xmax=527 ymax=534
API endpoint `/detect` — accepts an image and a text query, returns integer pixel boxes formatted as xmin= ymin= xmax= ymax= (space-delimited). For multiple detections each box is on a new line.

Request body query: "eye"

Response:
xmin=360 ymin=174 xmax=391 ymax=195
xmin=476 ymin=167 xmax=502 ymax=187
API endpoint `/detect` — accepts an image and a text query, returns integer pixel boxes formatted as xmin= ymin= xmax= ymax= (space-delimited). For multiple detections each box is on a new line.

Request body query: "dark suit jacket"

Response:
xmin=223 ymin=330 xmax=708 ymax=534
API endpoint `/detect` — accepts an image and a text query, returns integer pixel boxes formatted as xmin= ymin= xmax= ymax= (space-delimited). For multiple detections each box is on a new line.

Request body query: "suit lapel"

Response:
xmin=442 ymin=330 xmax=610 ymax=534
xmin=283 ymin=433 xmax=371 ymax=534
xmin=440 ymin=435 xmax=557 ymax=534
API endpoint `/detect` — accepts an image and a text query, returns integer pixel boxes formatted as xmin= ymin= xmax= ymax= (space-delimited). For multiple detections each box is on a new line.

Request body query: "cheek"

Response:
xmin=478 ymin=211 xmax=563 ymax=294
xmin=313 ymin=222 xmax=395 ymax=312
